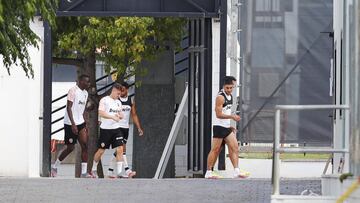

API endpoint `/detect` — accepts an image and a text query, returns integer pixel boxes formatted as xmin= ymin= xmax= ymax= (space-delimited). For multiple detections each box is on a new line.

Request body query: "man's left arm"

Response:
xmin=131 ymin=101 xmax=144 ymax=136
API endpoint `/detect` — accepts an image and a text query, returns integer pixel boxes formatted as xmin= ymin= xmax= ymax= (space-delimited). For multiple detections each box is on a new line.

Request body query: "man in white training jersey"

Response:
xmin=205 ymin=76 xmax=250 ymax=179
xmin=107 ymin=81 xmax=144 ymax=178
xmin=90 ymin=83 xmax=125 ymax=178
xmin=51 ymin=74 xmax=91 ymax=178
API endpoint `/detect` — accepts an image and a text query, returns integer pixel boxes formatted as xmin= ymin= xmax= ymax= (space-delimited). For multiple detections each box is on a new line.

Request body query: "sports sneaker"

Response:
xmin=88 ymin=171 xmax=98 ymax=178
xmin=205 ymin=170 xmax=222 ymax=179
xmin=50 ymin=167 xmax=57 ymax=177
xmin=124 ymin=169 xmax=136 ymax=178
xmin=80 ymin=173 xmax=94 ymax=178
xmin=234 ymin=169 xmax=250 ymax=178
xmin=107 ymin=171 xmax=116 ymax=179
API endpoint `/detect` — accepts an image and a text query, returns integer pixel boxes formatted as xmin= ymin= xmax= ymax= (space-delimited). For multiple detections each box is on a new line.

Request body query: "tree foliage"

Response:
xmin=0 ymin=0 xmax=57 ymax=77
xmin=54 ymin=16 xmax=186 ymax=79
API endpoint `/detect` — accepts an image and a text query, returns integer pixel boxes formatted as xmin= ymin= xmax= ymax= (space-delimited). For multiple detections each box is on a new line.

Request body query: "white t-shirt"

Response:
xmin=117 ymin=96 xmax=132 ymax=129
xmin=64 ymin=85 xmax=88 ymax=125
xmin=99 ymin=96 xmax=123 ymax=129
xmin=213 ymin=90 xmax=233 ymax=128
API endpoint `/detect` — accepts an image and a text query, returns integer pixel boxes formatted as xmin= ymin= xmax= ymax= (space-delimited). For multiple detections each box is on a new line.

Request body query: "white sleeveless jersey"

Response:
xmin=213 ymin=89 xmax=233 ymax=128
xmin=117 ymin=96 xmax=132 ymax=129
xmin=64 ymin=85 xmax=88 ymax=125
xmin=99 ymin=96 xmax=123 ymax=129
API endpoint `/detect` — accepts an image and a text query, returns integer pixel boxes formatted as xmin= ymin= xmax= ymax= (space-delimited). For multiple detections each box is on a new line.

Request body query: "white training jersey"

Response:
xmin=213 ymin=89 xmax=233 ymax=128
xmin=64 ymin=85 xmax=88 ymax=125
xmin=99 ymin=96 xmax=123 ymax=129
xmin=118 ymin=96 xmax=132 ymax=129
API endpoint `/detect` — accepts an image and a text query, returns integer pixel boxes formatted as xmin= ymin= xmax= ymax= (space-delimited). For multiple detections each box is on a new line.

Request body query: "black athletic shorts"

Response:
xmin=120 ymin=128 xmax=129 ymax=144
xmin=64 ymin=123 xmax=86 ymax=144
xmin=213 ymin=125 xmax=233 ymax=139
xmin=98 ymin=128 xmax=125 ymax=149
xmin=112 ymin=128 xmax=129 ymax=157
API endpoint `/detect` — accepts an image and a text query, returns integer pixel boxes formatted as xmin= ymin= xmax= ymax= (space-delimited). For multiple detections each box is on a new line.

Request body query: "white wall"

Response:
xmin=0 ymin=17 xmax=44 ymax=177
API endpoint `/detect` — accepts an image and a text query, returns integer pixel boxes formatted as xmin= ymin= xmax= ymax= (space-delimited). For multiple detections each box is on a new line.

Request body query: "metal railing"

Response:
xmin=50 ymin=71 xmax=117 ymax=135
xmin=272 ymin=104 xmax=349 ymax=195
xmin=51 ymin=66 xmax=189 ymax=136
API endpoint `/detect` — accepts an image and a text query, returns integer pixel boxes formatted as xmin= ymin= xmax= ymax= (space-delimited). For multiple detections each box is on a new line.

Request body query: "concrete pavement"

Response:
xmin=55 ymin=158 xmax=331 ymax=179
xmin=0 ymin=178 xmax=321 ymax=203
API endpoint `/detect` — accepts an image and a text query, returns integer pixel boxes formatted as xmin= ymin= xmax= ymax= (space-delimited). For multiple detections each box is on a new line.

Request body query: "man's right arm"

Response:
xmin=98 ymin=99 xmax=121 ymax=121
xmin=98 ymin=110 xmax=119 ymax=121
xmin=66 ymin=101 xmax=76 ymax=126
xmin=215 ymin=95 xmax=239 ymax=121
xmin=66 ymin=88 xmax=78 ymax=134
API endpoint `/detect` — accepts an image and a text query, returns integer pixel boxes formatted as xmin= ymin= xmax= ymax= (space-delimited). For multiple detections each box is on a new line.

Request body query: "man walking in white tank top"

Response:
xmin=205 ymin=76 xmax=250 ymax=179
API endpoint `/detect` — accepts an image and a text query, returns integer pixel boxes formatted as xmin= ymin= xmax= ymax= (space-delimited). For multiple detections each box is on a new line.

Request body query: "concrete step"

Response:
xmin=0 ymin=178 xmax=321 ymax=203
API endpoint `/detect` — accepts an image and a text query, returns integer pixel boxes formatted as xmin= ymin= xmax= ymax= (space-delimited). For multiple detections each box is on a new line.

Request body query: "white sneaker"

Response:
xmin=80 ymin=173 xmax=94 ymax=178
xmin=107 ymin=170 xmax=116 ymax=179
xmin=234 ymin=169 xmax=250 ymax=178
xmin=124 ymin=169 xmax=136 ymax=178
xmin=205 ymin=170 xmax=222 ymax=179
xmin=50 ymin=167 xmax=57 ymax=177
xmin=89 ymin=171 xmax=98 ymax=178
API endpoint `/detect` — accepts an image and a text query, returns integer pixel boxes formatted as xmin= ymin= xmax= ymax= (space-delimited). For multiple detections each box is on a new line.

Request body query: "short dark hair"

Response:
xmin=120 ymin=81 xmax=130 ymax=89
xmin=78 ymin=74 xmax=90 ymax=81
xmin=113 ymin=83 xmax=122 ymax=90
xmin=223 ymin=76 xmax=236 ymax=85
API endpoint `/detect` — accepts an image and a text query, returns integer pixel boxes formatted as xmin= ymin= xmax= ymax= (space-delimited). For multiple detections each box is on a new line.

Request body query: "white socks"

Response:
xmin=123 ymin=154 xmax=129 ymax=170
xmin=108 ymin=157 xmax=116 ymax=171
xmin=116 ymin=162 xmax=123 ymax=175
xmin=108 ymin=153 xmax=128 ymax=174
xmin=92 ymin=161 xmax=98 ymax=171
xmin=53 ymin=159 xmax=61 ymax=168
xmin=81 ymin=162 xmax=87 ymax=174
xmin=54 ymin=159 xmax=87 ymax=174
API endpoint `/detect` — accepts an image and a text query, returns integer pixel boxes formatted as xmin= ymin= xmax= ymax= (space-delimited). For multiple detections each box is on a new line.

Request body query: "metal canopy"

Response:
xmin=57 ymin=0 xmax=219 ymax=17
xmin=43 ymin=0 xmax=223 ymax=177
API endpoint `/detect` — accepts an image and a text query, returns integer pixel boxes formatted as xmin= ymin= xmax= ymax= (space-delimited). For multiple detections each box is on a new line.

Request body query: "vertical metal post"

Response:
xmin=188 ymin=19 xmax=195 ymax=171
xmin=218 ymin=0 xmax=228 ymax=170
xmin=199 ymin=18 xmax=205 ymax=172
xmin=352 ymin=0 xmax=360 ymax=176
xmin=42 ymin=21 xmax=52 ymax=177
xmin=235 ymin=0 xmax=242 ymax=141
xmin=203 ymin=18 xmax=213 ymax=174
xmin=272 ymin=109 xmax=281 ymax=195
xmin=195 ymin=19 xmax=200 ymax=171
xmin=220 ymin=0 xmax=228 ymax=79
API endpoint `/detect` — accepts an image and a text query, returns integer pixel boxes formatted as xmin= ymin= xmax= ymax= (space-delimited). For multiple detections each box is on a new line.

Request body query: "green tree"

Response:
xmin=0 ymin=0 xmax=57 ymax=77
xmin=53 ymin=16 xmax=186 ymax=177
xmin=55 ymin=17 xmax=185 ymax=80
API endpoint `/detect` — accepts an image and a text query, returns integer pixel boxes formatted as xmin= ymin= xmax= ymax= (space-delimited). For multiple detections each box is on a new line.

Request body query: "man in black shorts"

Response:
xmin=107 ymin=82 xmax=144 ymax=178
xmin=205 ymin=76 xmax=250 ymax=179
xmin=51 ymin=74 xmax=90 ymax=178
xmin=90 ymin=83 xmax=125 ymax=178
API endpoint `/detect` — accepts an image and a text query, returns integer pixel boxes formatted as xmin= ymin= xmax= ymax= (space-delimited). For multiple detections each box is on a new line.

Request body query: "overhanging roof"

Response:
xmin=57 ymin=0 xmax=220 ymax=18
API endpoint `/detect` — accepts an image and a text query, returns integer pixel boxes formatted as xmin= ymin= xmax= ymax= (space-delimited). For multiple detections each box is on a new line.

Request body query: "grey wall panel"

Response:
xmin=133 ymin=51 xmax=175 ymax=178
